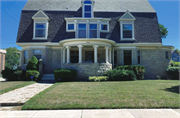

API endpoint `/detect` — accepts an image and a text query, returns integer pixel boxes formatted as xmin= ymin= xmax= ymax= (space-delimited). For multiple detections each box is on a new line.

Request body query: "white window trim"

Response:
xmin=66 ymin=21 xmax=76 ymax=32
xmin=89 ymin=23 xmax=98 ymax=38
xmin=83 ymin=4 xmax=93 ymax=18
xmin=100 ymin=23 xmax=109 ymax=32
xmin=120 ymin=21 xmax=135 ymax=41
xmin=33 ymin=20 xmax=49 ymax=40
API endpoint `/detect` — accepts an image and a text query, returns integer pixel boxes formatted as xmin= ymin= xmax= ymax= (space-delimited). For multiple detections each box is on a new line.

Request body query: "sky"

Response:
xmin=0 ymin=0 xmax=180 ymax=50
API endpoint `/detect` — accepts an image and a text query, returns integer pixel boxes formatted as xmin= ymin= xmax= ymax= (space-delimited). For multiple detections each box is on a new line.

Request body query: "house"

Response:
xmin=0 ymin=49 xmax=6 ymax=74
xmin=172 ymin=50 xmax=180 ymax=62
xmin=16 ymin=0 xmax=174 ymax=80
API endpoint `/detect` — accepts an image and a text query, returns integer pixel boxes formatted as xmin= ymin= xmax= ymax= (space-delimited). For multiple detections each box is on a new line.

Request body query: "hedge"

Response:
xmin=89 ymin=76 xmax=107 ymax=82
xmin=26 ymin=70 xmax=40 ymax=81
xmin=170 ymin=61 xmax=180 ymax=67
xmin=54 ymin=69 xmax=77 ymax=82
xmin=115 ymin=65 xmax=145 ymax=80
xmin=104 ymin=69 xmax=136 ymax=81
xmin=166 ymin=67 xmax=180 ymax=80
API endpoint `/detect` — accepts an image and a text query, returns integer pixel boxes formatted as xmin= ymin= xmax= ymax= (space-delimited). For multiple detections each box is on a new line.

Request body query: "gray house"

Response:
xmin=16 ymin=0 xmax=174 ymax=80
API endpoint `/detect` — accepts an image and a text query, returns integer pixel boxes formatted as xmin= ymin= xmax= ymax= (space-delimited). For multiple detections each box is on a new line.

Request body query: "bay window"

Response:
xmin=89 ymin=24 xmax=97 ymax=38
xmin=78 ymin=24 xmax=86 ymax=38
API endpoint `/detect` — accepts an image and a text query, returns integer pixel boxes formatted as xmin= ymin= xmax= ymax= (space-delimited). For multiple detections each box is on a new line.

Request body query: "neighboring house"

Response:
xmin=16 ymin=0 xmax=174 ymax=80
xmin=0 ymin=49 xmax=6 ymax=74
xmin=172 ymin=50 xmax=180 ymax=62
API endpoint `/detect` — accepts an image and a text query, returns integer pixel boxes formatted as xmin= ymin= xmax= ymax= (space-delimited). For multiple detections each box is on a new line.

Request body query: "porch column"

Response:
xmin=78 ymin=45 xmax=83 ymax=63
xmin=66 ymin=46 xmax=71 ymax=63
xmin=93 ymin=45 xmax=99 ymax=63
xmin=63 ymin=48 xmax=66 ymax=64
xmin=109 ymin=48 xmax=112 ymax=63
xmin=105 ymin=46 xmax=109 ymax=63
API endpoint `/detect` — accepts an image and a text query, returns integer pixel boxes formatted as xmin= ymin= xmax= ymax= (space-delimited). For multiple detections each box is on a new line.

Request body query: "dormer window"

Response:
xmin=83 ymin=0 xmax=93 ymax=18
xmin=32 ymin=10 xmax=49 ymax=40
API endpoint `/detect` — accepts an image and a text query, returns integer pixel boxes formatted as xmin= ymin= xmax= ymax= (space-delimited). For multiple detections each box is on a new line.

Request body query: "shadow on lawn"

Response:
xmin=162 ymin=85 xmax=180 ymax=94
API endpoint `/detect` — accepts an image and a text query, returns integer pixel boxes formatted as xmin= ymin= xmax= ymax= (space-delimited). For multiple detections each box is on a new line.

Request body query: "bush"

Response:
xmin=1 ymin=68 xmax=14 ymax=79
xmin=170 ymin=61 xmax=180 ymax=67
xmin=89 ymin=76 xmax=107 ymax=82
xmin=26 ymin=70 xmax=39 ymax=81
xmin=26 ymin=56 xmax=39 ymax=70
xmin=104 ymin=69 xmax=136 ymax=81
xmin=19 ymin=70 xmax=27 ymax=81
xmin=166 ymin=67 xmax=180 ymax=80
xmin=115 ymin=65 xmax=145 ymax=80
xmin=54 ymin=69 xmax=77 ymax=82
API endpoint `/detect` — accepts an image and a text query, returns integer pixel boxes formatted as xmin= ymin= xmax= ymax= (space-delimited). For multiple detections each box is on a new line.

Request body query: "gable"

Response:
xmin=32 ymin=10 xmax=49 ymax=20
xmin=119 ymin=11 xmax=136 ymax=20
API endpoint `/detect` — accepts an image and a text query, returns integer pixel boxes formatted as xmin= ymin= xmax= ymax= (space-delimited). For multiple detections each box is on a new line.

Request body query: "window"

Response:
xmin=100 ymin=24 xmax=109 ymax=32
xmin=33 ymin=50 xmax=42 ymax=60
xmin=68 ymin=24 xmax=74 ymax=30
xmin=83 ymin=0 xmax=93 ymax=18
xmin=89 ymin=24 xmax=97 ymax=38
xmin=123 ymin=24 xmax=132 ymax=38
xmin=78 ymin=24 xmax=86 ymax=38
xmin=24 ymin=51 xmax=28 ymax=64
xmin=165 ymin=51 xmax=169 ymax=59
xmin=35 ymin=23 xmax=46 ymax=38
xmin=137 ymin=50 xmax=140 ymax=64
xmin=66 ymin=23 xmax=75 ymax=32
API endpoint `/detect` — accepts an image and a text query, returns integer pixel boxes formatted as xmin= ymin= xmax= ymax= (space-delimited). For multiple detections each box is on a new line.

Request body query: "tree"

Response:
xmin=26 ymin=56 xmax=39 ymax=70
xmin=5 ymin=47 xmax=21 ymax=69
xmin=159 ymin=23 xmax=168 ymax=39
xmin=175 ymin=49 xmax=180 ymax=54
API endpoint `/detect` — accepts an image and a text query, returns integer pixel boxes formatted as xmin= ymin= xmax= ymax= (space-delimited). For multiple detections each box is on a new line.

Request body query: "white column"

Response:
xmin=109 ymin=48 xmax=112 ymax=63
xmin=105 ymin=46 xmax=109 ymax=63
xmin=63 ymin=48 xmax=66 ymax=64
xmin=93 ymin=45 xmax=99 ymax=63
xmin=78 ymin=45 xmax=83 ymax=63
xmin=66 ymin=46 xmax=71 ymax=63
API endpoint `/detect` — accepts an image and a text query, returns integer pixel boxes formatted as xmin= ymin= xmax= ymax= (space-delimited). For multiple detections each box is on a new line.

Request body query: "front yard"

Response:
xmin=22 ymin=80 xmax=179 ymax=110
xmin=0 ymin=81 xmax=35 ymax=94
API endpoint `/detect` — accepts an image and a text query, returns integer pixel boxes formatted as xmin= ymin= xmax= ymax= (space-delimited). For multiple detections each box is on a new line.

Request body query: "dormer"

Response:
xmin=81 ymin=0 xmax=95 ymax=18
xmin=118 ymin=11 xmax=136 ymax=41
xmin=32 ymin=10 xmax=49 ymax=40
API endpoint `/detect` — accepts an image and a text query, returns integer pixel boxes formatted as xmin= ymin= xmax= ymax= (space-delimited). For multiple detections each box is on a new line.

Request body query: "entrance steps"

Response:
xmin=41 ymin=74 xmax=55 ymax=82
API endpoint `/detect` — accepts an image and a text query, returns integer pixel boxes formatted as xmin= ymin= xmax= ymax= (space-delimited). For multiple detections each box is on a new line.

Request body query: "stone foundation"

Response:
xmin=62 ymin=63 xmax=112 ymax=80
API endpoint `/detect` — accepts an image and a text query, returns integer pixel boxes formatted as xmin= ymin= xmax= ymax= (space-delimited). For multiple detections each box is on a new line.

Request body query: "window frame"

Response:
xmin=78 ymin=23 xmax=87 ymax=38
xmin=66 ymin=21 xmax=76 ymax=32
xmin=33 ymin=20 xmax=48 ymax=40
xmin=120 ymin=21 xmax=135 ymax=41
xmin=89 ymin=23 xmax=98 ymax=38
xmin=24 ymin=50 xmax=28 ymax=64
xmin=83 ymin=4 xmax=93 ymax=18
xmin=100 ymin=23 xmax=109 ymax=32
xmin=33 ymin=50 xmax=42 ymax=61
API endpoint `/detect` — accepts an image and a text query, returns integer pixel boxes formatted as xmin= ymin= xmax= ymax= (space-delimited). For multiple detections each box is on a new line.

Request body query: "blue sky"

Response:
xmin=0 ymin=0 xmax=179 ymax=50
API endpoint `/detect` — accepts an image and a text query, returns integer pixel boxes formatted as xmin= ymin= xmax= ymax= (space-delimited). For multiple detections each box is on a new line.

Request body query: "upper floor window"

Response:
xmin=78 ymin=24 xmax=86 ymax=38
xmin=89 ymin=24 xmax=97 ymax=38
xmin=83 ymin=0 xmax=93 ymax=18
xmin=35 ymin=23 xmax=46 ymax=38
xmin=123 ymin=24 xmax=132 ymax=38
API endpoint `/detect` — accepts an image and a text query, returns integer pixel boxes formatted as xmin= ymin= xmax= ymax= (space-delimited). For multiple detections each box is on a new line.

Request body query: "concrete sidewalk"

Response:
xmin=0 ymin=109 xmax=179 ymax=118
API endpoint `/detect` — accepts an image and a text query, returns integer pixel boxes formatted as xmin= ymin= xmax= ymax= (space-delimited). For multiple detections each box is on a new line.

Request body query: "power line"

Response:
xmin=2 ymin=2 xmax=19 ymax=19
xmin=1 ymin=8 xmax=19 ymax=23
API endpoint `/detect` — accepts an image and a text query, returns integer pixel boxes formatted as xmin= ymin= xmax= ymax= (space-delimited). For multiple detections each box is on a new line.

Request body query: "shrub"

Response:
xmin=89 ymin=76 xmax=107 ymax=82
xmin=104 ymin=69 xmax=136 ymax=81
xmin=26 ymin=56 xmax=39 ymax=70
xmin=26 ymin=70 xmax=39 ymax=81
xmin=115 ymin=65 xmax=145 ymax=80
xmin=166 ymin=67 xmax=180 ymax=80
xmin=54 ymin=69 xmax=77 ymax=82
xmin=170 ymin=61 xmax=180 ymax=67
xmin=1 ymin=68 xmax=14 ymax=79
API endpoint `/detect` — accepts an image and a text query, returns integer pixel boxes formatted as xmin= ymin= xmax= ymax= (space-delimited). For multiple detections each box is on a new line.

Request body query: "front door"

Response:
xmin=85 ymin=51 xmax=94 ymax=63
xmin=124 ymin=50 xmax=132 ymax=65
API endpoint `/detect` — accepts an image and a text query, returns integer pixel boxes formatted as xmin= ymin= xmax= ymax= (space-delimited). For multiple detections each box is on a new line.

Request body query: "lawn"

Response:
xmin=0 ymin=81 xmax=35 ymax=94
xmin=22 ymin=80 xmax=179 ymax=110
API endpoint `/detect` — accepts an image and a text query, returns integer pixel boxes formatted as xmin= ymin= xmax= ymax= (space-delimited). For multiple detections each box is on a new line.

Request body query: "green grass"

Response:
xmin=22 ymin=80 xmax=180 ymax=110
xmin=0 ymin=81 xmax=35 ymax=94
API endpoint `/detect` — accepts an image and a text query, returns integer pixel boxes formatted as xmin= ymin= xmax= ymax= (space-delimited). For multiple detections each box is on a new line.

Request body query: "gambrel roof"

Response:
xmin=23 ymin=0 xmax=156 ymax=13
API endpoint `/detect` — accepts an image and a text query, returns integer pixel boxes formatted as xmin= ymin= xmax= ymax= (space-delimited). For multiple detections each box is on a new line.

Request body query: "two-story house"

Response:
xmin=172 ymin=50 xmax=180 ymax=62
xmin=16 ymin=0 xmax=174 ymax=80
